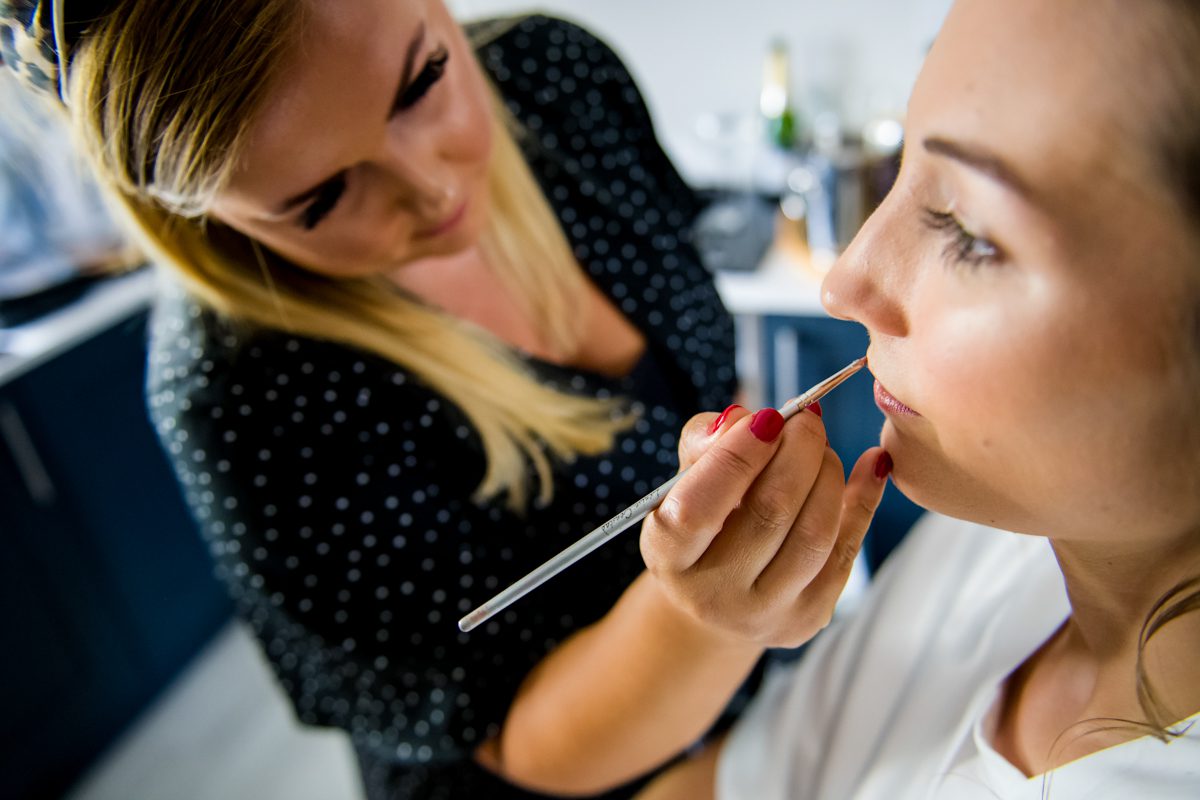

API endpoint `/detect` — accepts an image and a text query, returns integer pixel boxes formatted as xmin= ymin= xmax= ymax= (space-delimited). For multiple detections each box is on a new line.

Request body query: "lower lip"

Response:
xmin=874 ymin=380 xmax=920 ymax=417
xmin=420 ymin=201 xmax=468 ymax=238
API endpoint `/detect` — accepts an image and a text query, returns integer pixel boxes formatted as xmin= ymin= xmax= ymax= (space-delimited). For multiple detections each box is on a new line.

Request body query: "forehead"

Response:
xmin=221 ymin=0 xmax=427 ymax=213
xmin=910 ymin=0 xmax=1162 ymax=212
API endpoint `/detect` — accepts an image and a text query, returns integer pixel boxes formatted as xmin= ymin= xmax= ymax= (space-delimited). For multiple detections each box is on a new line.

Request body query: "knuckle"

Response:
xmin=789 ymin=526 xmax=835 ymax=572
xmin=706 ymin=445 xmax=760 ymax=483
xmin=849 ymin=489 xmax=878 ymax=521
xmin=652 ymin=495 xmax=711 ymax=543
xmin=832 ymin=534 xmax=861 ymax=570
xmin=745 ymin=489 xmax=796 ymax=535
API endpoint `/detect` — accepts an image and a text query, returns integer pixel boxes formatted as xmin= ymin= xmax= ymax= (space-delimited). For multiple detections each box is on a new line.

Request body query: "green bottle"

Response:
xmin=761 ymin=39 xmax=797 ymax=150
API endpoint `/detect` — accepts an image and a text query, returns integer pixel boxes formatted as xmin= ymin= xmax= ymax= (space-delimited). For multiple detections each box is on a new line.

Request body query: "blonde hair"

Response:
xmin=68 ymin=2 xmax=629 ymax=512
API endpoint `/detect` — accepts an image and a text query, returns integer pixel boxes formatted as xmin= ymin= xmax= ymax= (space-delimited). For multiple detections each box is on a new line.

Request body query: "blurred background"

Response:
xmin=1 ymin=2 xmax=950 ymax=798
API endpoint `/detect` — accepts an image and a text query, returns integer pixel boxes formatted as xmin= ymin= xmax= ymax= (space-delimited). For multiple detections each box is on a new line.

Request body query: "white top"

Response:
xmin=717 ymin=513 xmax=1200 ymax=800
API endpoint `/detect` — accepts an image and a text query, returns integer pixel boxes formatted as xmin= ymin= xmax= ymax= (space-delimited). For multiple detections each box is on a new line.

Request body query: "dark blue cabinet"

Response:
xmin=0 ymin=313 xmax=230 ymax=800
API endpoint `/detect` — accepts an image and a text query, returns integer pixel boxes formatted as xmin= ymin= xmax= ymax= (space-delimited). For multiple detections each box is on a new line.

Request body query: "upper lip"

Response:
xmin=418 ymin=200 xmax=466 ymax=237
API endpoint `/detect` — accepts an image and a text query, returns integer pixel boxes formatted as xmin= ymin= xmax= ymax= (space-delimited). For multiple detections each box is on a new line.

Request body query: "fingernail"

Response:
xmin=708 ymin=404 xmax=743 ymax=435
xmin=749 ymin=408 xmax=785 ymax=442
xmin=874 ymin=451 xmax=894 ymax=480
xmin=808 ymin=400 xmax=823 ymax=418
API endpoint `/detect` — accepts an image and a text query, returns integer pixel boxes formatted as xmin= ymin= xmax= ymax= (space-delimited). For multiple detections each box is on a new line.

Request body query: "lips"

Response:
xmin=418 ymin=200 xmax=468 ymax=238
xmin=873 ymin=379 xmax=921 ymax=417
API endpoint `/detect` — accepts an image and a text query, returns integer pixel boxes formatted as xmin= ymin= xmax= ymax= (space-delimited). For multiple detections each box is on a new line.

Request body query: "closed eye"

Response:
xmin=294 ymin=46 xmax=450 ymax=231
xmin=300 ymin=175 xmax=346 ymax=231
xmin=921 ymin=208 xmax=1002 ymax=268
xmin=396 ymin=47 xmax=449 ymax=111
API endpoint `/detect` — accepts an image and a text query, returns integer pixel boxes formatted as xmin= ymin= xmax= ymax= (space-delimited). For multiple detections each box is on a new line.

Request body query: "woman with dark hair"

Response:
xmin=612 ymin=0 xmax=1200 ymax=796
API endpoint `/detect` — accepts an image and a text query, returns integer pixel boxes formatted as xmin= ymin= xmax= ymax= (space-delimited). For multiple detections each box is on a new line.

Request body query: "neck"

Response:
xmin=1049 ymin=529 xmax=1200 ymax=724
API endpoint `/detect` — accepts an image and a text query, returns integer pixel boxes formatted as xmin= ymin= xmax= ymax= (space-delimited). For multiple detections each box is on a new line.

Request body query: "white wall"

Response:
xmin=450 ymin=0 xmax=954 ymax=181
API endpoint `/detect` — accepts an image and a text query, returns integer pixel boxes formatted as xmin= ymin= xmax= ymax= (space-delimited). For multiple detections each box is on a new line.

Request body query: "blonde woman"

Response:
xmin=0 ymin=1 xmax=740 ymax=798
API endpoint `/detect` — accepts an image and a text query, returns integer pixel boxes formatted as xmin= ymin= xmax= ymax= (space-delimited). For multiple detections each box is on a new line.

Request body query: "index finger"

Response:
xmin=642 ymin=407 xmax=822 ymax=572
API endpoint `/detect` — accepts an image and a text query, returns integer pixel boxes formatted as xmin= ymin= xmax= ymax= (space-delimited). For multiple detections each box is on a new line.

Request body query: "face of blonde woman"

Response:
xmin=210 ymin=0 xmax=493 ymax=277
xmin=823 ymin=0 xmax=1200 ymax=547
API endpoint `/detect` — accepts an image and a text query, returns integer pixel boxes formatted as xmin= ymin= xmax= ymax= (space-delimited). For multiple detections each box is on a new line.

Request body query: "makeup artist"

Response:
xmin=0 ymin=1 xmax=740 ymax=798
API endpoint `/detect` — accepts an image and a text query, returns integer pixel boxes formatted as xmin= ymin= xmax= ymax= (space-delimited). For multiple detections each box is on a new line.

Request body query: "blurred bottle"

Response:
xmin=754 ymin=39 xmax=803 ymax=197
xmin=760 ymin=39 xmax=796 ymax=151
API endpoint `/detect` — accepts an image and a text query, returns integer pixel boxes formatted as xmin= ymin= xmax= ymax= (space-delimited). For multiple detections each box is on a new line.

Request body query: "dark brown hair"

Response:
xmin=1131 ymin=0 xmax=1200 ymax=744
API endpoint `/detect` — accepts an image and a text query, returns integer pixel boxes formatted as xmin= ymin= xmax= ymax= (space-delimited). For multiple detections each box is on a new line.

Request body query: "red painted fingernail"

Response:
xmin=749 ymin=408 xmax=785 ymax=442
xmin=874 ymin=451 xmax=894 ymax=480
xmin=808 ymin=400 xmax=823 ymax=418
xmin=708 ymin=404 xmax=743 ymax=435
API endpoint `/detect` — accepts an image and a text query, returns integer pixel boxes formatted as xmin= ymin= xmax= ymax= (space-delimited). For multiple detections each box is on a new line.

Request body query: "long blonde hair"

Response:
xmin=68 ymin=2 xmax=629 ymax=512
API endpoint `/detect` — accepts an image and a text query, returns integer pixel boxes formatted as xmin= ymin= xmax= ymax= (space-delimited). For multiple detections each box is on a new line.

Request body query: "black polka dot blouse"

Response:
xmin=147 ymin=15 xmax=737 ymax=800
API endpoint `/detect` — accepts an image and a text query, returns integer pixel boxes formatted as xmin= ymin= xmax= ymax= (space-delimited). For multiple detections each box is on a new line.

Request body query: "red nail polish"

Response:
xmin=874 ymin=452 xmax=894 ymax=480
xmin=708 ymin=404 xmax=743 ymax=435
xmin=749 ymin=408 xmax=785 ymax=442
xmin=808 ymin=400 xmax=823 ymax=418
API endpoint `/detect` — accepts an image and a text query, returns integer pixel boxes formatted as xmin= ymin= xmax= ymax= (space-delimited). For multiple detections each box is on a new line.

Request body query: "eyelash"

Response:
xmin=921 ymin=208 xmax=1001 ymax=268
xmin=302 ymin=176 xmax=346 ymax=230
xmin=398 ymin=47 xmax=449 ymax=110
xmin=299 ymin=48 xmax=451 ymax=230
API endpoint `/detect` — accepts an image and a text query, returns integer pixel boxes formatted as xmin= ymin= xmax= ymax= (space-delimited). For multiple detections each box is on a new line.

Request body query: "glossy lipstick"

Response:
xmin=874 ymin=380 xmax=920 ymax=417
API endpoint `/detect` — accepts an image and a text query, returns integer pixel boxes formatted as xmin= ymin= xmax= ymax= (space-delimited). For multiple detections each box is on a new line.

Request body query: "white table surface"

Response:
xmin=714 ymin=244 xmax=828 ymax=318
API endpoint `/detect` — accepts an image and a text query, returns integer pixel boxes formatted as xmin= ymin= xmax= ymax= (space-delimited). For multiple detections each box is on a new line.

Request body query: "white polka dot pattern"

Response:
xmin=145 ymin=15 xmax=735 ymax=800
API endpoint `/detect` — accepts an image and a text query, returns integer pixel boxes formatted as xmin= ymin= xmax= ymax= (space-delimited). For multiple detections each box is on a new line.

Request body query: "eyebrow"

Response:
xmin=274 ymin=23 xmax=427 ymax=215
xmin=922 ymin=136 xmax=1032 ymax=198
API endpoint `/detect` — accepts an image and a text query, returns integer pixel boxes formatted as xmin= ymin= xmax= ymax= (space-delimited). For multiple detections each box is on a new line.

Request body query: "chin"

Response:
xmin=880 ymin=423 xmax=1023 ymax=532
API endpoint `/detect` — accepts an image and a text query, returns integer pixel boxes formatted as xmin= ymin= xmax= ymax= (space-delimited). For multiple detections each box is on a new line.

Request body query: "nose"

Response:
xmin=821 ymin=197 xmax=910 ymax=338
xmin=374 ymin=130 xmax=460 ymax=220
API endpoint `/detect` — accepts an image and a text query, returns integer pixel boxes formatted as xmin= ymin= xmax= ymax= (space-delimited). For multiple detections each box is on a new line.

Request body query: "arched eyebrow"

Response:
xmin=923 ymin=136 xmax=1032 ymax=199
xmin=274 ymin=22 xmax=427 ymax=215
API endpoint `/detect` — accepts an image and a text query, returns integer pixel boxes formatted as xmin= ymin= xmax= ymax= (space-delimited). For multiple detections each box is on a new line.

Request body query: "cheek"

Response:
xmin=212 ymin=209 xmax=404 ymax=279
xmin=885 ymin=282 xmax=1091 ymax=522
xmin=896 ymin=286 xmax=1200 ymax=536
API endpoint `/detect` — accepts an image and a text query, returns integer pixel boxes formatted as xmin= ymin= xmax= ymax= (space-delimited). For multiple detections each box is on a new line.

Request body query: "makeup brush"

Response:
xmin=458 ymin=356 xmax=868 ymax=632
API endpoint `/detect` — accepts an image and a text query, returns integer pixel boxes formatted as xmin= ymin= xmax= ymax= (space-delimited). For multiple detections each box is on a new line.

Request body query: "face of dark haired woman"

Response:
xmin=211 ymin=0 xmax=493 ymax=278
xmin=823 ymin=0 xmax=1200 ymax=548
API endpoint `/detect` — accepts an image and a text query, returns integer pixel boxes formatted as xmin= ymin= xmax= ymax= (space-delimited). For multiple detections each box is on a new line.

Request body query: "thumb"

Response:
xmin=676 ymin=404 xmax=750 ymax=471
